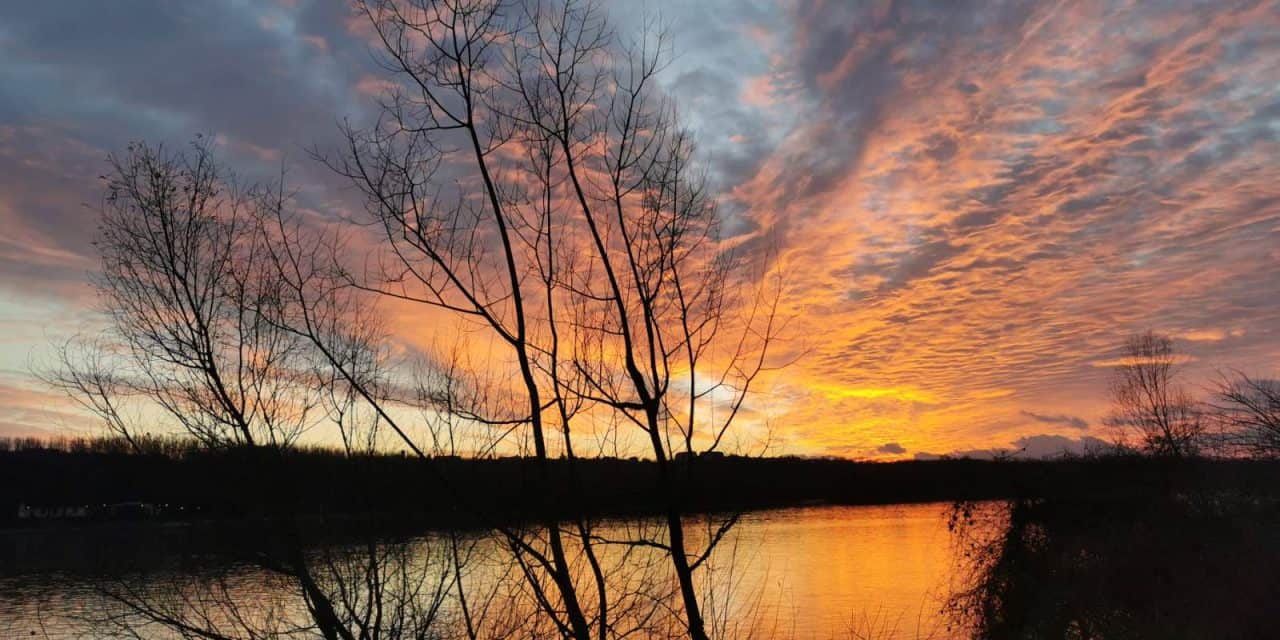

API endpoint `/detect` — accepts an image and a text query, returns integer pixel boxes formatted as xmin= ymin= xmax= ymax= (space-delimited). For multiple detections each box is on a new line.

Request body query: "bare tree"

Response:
xmin=1210 ymin=372 xmax=1280 ymax=458
xmin=45 ymin=1 xmax=781 ymax=636
xmin=41 ymin=141 xmax=514 ymax=640
xmin=45 ymin=138 xmax=318 ymax=450
xmin=314 ymin=0 xmax=603 ymax=635
xmin=503 ymin=5 xmax=783 ymax=637
xmin=41 ymin=333 xmax=144 ymax=452
xmin=1105 ymin=330 xmax=1203 ymax=458
xmin=317 ymin=0 xmax=784 ymax=636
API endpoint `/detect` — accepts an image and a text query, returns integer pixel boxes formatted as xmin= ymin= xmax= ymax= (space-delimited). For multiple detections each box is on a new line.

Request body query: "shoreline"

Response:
xmin=6 ymin=451 xmax=1277 ymax=533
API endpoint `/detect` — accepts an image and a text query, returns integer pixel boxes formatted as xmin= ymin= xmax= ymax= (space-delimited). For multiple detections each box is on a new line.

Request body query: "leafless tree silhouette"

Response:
xmin=41 ymin=333 xmax=143 ymax=452
xmin=500 ymin=4 xmax=782 ymax=636
xmin=82 ymin=536 xmax=523 ymax=640
xmin=271 ymin=0 xmax=784 ymax=637
xmin=42 ymin=1 xmax=782 ymax=637
xmin=37 ymin=141 xmax=511 ymax=640
xmin=1210 ymin=372 xmax=1280 ymax=458
xmin=44 ymin=138 xmax=317 ymax=450
xmin=1104 ymin=330 xmax=1202 ymax=458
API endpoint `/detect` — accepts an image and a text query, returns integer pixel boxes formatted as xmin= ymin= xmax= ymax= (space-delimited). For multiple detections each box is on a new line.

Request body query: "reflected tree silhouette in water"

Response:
xmin=86 ymin=538 xmax=464 ymax=640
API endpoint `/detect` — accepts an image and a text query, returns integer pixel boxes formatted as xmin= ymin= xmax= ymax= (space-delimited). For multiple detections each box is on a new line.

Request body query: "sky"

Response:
xmin=0 ymin=0 xmax=1277 ymax=459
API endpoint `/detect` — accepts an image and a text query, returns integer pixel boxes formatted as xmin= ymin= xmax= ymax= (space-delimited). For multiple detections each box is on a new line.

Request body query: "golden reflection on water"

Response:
xmin=725 ymin=503 xmax=967 ymax=639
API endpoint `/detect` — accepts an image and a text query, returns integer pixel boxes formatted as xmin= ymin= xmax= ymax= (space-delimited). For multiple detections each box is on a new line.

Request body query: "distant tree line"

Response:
xmin=5 ymin=436 xmax=1278 ymax=529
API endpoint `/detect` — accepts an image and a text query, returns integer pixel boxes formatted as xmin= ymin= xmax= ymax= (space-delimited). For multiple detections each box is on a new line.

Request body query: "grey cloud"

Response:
xmin=0 ymin=1 xmax=386 ymax=291
xmin=610 ymin=0 xmax=793 ymax=215
xmin=755 ymin=1 xmax=1043 ymax=203
xmin=876 ymin=442 xmax=906 ymax=455
xmin=1019 ymin=410 xmax=1089 ymax=430
xmin=1012 ymin=434 xmax=1112 ymax=458
xmin=922 ymin=133 xmax=959 ymax=162
xmin=914 ymin=434 xmax=1112 ymax=460
xmin=0 ymin=1 xmax=375 ymax=164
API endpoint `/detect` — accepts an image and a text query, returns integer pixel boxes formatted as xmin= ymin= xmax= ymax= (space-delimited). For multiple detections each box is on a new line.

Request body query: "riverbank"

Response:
xmin=949 ymin=490 xmax=1280 ymax=638
xmin=5 ymin=442 xmax=1278 ymax=530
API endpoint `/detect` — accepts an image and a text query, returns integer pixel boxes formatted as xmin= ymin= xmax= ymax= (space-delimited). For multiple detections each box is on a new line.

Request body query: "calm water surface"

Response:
xmin=0 ymin=502 xmax=989 ymax=639
xmin=733 ymin=503 xmax=969 ymax=637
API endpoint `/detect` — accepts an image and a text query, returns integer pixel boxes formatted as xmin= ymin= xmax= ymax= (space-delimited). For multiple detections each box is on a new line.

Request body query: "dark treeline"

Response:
xmin=5 ymin=435 xmax=1278 ymax=531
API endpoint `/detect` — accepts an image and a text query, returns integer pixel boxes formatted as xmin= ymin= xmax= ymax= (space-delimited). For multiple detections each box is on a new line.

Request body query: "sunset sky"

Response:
xmin=1 ymin=0 xmax=1277 ymax=459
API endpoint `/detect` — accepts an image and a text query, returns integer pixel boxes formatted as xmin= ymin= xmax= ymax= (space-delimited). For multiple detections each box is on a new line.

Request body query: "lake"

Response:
xmin=0 ymin=502 xmax=995 ymax=639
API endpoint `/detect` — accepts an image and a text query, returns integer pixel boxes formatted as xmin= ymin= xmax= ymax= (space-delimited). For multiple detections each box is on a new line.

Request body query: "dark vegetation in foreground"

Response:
xmin=950 ymin=479 xmax=1280 ymax=639
xmin=4 ymin=435 xmax=1278 ymax=531
xmin=924 ymin=330 xmax=1279 ymax=638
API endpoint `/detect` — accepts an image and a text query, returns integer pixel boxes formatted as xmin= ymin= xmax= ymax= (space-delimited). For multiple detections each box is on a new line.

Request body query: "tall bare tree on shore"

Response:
xmin=502 ymin=4 xmax=782 ymax=636
xmin=42 ymin=141 xmax=510 ymax=640
xmin=43 ymin=0 xmax=781 ymax=637
xmin=1105 ymin=330 xmax=1203 ymax=458
xmin=309 ymin=1 xmax=783 ymax=637
xmin=44 ymin=138 xmax=317 ymax=450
